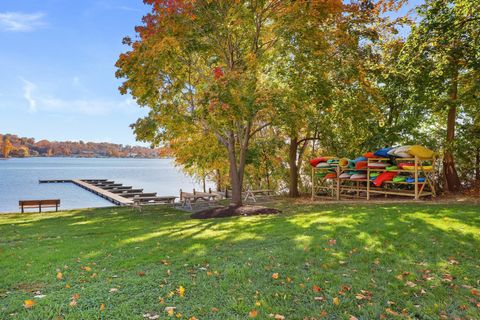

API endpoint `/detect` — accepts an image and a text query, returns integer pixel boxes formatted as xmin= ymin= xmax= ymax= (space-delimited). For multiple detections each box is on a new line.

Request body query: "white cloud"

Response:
xmin=19 ymin=78 xmax=138 ymax=116
xmin=20 ymin=78 xmax=38 ymax=112
xmin=0 ymin=12 xmax=46 ymax=32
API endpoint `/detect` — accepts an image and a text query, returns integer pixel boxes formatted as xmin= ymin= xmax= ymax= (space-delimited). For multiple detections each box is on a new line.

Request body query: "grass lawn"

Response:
xmin=1 ymin=202 xmax=479 ymax=319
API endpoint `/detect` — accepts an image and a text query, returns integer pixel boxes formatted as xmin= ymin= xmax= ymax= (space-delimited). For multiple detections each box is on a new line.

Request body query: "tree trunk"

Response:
xmin=226 ymin=129 xmax=250 ymax=206
xmin=288 ymin=136 xmax=300 ymax=197
xmin=443 ymin=65 xmax=462 ymax=192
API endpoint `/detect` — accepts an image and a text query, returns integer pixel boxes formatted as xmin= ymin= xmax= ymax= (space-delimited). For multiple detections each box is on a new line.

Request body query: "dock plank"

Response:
xmin=72 ymin=180 xmax=133 ymax=205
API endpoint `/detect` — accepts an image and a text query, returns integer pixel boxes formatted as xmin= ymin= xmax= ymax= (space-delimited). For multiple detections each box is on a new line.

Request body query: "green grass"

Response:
xmin=1 ymin=202 xmax=479 ymax=319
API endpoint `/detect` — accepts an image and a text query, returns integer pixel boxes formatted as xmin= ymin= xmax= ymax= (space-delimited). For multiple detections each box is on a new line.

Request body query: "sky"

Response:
xmin=0 ymin=0 xmax=150 ymax=145
xmin=0 ymin=0 xmax=424 ymax=146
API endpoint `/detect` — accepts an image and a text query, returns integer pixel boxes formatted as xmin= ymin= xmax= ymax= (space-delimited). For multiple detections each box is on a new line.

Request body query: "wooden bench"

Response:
xmin=244 ymin=189 xmax=275 ymax=202
xmin=19 ymin=199 xmax=60 ymax=213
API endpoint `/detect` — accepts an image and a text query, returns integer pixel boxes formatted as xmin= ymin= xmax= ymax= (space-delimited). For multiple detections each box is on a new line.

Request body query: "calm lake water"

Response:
xmin=0 ymin=157 xmax=206 ymax=213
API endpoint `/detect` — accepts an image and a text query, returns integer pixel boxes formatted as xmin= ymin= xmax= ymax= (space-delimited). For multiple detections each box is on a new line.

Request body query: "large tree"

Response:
xmin=116 ymin=0 xmax=284 ymax=205
xmin=401 ymin=0 xmax=480 ymax=192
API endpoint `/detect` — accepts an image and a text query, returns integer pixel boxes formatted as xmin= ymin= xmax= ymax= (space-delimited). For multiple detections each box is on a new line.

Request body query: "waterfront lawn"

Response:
xmin=0 ymin=202 xmax=479 ymax=319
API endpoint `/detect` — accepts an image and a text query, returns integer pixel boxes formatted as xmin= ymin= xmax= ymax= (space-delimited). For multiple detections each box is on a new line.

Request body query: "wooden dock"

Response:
xmin=39 ymin=179 xmax=176 ymax=206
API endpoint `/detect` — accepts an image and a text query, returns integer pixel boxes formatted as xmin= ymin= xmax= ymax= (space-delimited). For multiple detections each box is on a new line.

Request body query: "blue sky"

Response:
xmin=0 ymin=0 xmax=150 ymax=145
xmin=0 ymin=0 xmax=423 ymax=145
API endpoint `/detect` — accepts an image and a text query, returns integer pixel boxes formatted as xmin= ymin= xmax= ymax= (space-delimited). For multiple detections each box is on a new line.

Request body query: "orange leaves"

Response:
xmin=271 ymin=273 xmax=279 ymax=280
xmin=138 ymin=271 xmax=146 ymax=277
xmin=312 ymin=285 xmax=322 ymax=292
xmin=70 ymin=293 xmax=80 ymax=307
xmin=471 ymin=289 xmax=480 ymax=297
xmin=100 ymin=303 xmax=105 ymax=311
xmin=56 ymin=272 xmax=63 ymax=280
xmin=23 ymin=299 xmax=36 ymax=309
xmin=327 ymin=239 xmax=337 ymax=246
xmin=249 ymin=310 xmax=258 ymax=317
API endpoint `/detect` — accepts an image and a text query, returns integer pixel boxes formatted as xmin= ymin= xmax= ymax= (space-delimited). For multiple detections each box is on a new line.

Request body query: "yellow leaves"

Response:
xmin=56 ymin=272 xmax=63 ymax=280
xmin=249 ymin=310 xmax=258 ymax=317
xmin=165 ymin=306 xmax=176 ymax=316
xmin=23 ymin=299 xmax=36 ymax=309
xmin=188 ymin=317 xmax=198 ymax=320
xmin=65 ymin=284 xmax=71 ymax=289
xmin=271 ymin=273 xmax=279 ymax=280
xmin=100 ymin=303 xmax=105 ymax=311
xmin=177 ymin=286 xmax=185 ymax=297
xmin=333 ymin=297 xmax=340 ymax=305
xmin=81 ymin=266 xmax=92 ymax=272
xmin=255 ymin=301 xmax=261 ymax=306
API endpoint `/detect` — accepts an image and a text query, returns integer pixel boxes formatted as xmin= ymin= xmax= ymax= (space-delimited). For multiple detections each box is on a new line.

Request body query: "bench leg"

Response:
xmin=56 ymin=204 xmax=58 ymax=212
xmin=39 ymin=204 xmax=42 ymax=213
xmin=21 ymin=205 xmax=24 ymax=214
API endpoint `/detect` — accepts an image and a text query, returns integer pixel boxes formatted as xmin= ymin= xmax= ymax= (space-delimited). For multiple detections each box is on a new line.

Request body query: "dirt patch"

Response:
xmin=191 ymin=205 xmax=281 ymax=219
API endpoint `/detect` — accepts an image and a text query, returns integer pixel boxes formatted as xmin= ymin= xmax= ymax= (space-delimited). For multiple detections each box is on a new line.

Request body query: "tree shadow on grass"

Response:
xmin=0 ymin=203 xmax=479 ymax=319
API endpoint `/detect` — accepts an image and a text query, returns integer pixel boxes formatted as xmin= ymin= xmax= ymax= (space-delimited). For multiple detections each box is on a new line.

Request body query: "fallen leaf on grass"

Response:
xmin=442 ymin=274 xmax=453 ymax=282
xmin=23 ymin=300 xmax=35 ymax=309
xmin=333 ymin=297 xmax=340 ymax=305
xmin=69 ymin=300 xmax=77 ymax=307
xmin=249 ymin=310 xmax=258 ymax=317
xmin=269 ymin=314 xmax=285 ymax=320
xmin=56 ymin=272 xmax=63 ymax=280
xmin=314 ymin=296 xmax=325 ymax=301
xmin=349 ymin=316 xmax=359 ymax=320
xmin=189 ymin=317 xmax=198 ymax=320
xmin=405 ymin=281 xmax=417 ymax=288
xmin=177 ymin=286 xmax=185 ymax=297
xmin=143 ymin=313 xmax=160 ymax=320
xmin=328 ymin=239 xmax=337 ymax=245
xmin=312 ymin=285 xmax=321 ymax=292
xmin=211 ymin=307 xmax=219 ymax=312
xmin=165 ymin=307 xmax=176 ymax=316
xmin=81 ymin=266 xmax=92 ymax=272
xmin=138 ymin=272 xmax=146 ymax=277
xmin=72 ymin=293 xmax=80 ymax=300
xmin=272 ymin=273 xmax=279 ymax=280
xmin=100 ymin=303 xmax=105 ymax=311
xmin=471 ymin=289 xmax=480 ymax=297
xmin=109 ymin=288 xmax=118 ymax=293
xmin=385 ymin=308 xmax=398 ymax=316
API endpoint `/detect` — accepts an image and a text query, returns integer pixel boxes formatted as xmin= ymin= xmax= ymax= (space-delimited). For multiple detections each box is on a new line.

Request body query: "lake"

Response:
xmin=0 ymin=157 xmax=207 ymax=213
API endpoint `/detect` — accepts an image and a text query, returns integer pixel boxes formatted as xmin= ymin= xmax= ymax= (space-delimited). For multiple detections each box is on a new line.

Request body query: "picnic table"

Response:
xmin=243 ymin=189 xmax=275 ymax=202
xmin=180 ymin=189 xmax=220 ymax=210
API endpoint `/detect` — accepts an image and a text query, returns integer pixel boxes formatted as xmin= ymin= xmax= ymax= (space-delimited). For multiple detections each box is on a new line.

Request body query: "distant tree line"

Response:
xmin=0 ymin=134 xmax=171 ymax=159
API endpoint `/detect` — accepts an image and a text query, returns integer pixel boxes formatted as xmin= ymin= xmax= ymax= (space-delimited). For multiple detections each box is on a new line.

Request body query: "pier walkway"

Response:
xmin=39 ymin=179 xmax=176 ymax=206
